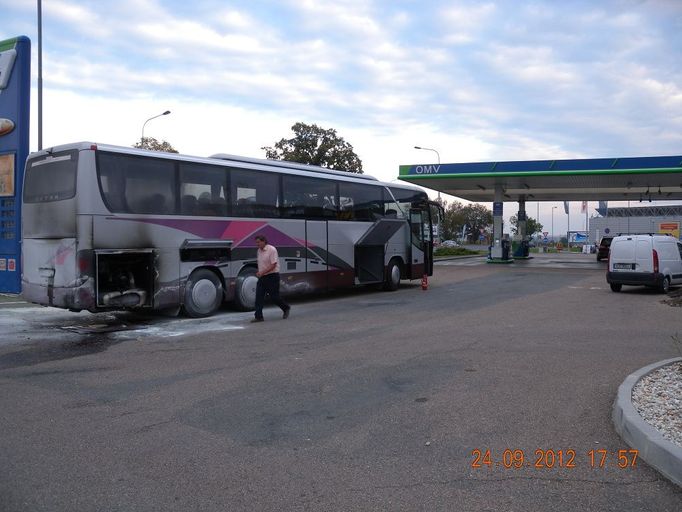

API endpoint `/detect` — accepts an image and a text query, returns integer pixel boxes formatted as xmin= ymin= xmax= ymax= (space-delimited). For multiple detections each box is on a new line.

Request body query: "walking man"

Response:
xmin=252 ymin=235 xmax=291 ymax=322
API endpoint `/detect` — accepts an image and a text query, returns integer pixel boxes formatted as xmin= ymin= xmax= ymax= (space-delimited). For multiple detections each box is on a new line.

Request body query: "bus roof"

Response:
xmin=210 ymin=153 xmax=379 ymax=181
xmin=30 ymin=142 xmax=425 ymax=194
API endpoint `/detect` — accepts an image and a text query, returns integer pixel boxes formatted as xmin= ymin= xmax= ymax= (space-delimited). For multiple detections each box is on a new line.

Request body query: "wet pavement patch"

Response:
xmin=179 ymin=355 xmax=463 ymax=447
xmin=58 ymin=323 xmax=142 ymax=335
xmin=0 ymin=338 xmax=124 ymax=370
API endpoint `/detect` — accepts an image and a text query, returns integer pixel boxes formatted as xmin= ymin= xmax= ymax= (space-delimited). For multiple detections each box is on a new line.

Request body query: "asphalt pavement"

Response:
xmin=0 ymin=253 xmax=680 ymax=511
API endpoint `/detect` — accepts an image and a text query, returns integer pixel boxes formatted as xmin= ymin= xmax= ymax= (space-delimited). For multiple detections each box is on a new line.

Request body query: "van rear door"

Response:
xmin=609 ymin=238 xmax=636 ymax=272
xmin=635 ymin=237 xmax=654 ymax=273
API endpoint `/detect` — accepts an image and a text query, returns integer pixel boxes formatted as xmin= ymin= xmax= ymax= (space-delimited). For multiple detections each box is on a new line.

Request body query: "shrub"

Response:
xmin=434 ymin=247 xmax=481 ymax=257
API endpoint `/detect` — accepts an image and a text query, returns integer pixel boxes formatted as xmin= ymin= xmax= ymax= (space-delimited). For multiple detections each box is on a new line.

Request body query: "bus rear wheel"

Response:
xmin=183 ymin=269 xmax=223 ymax=318
xmin=383 ymin=259 xmax=401 ymax=291
xmin=234 ymin=267 xmax=258 ymax=311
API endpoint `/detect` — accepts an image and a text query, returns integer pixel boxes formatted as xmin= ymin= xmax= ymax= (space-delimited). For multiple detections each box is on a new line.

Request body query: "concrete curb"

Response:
xmin=0 ymin=293 xmax=23 ymax=303
xmin=612 ymin=357 xmax=682 ymax=487
xmin=434 ymin=254 xmax=486 ymax=262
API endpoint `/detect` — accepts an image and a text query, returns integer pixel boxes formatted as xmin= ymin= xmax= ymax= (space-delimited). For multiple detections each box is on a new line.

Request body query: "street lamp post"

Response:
xmin=141 ymin=110 xmax=171 ymax=144
xmin=567 ymin=205 xmax=570 ymax=249
xmin=414 ymin=146 xmax=441 ymax=201
xmin=38 ymin=0 xmax=43 ymax=150
xmin=551 ymin=206 xmax=557 ymax=242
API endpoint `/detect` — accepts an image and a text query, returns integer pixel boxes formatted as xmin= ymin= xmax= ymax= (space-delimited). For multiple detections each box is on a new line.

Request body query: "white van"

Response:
xmin=607 ymin=234 xmax=682 ymax=293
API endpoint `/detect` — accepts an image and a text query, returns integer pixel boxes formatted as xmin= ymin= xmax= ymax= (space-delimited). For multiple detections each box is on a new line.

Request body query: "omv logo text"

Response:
xmin=414 ymin=165 xmax=440 ymax=174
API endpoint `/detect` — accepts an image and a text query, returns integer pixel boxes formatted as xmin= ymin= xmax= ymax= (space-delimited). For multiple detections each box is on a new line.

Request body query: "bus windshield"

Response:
xmin=24 ymin=150 xmax=78 ymax=203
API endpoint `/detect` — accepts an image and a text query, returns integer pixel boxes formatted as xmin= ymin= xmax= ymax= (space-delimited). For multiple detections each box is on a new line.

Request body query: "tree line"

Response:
xmin=439 ymin=200 xmax=543 ymax=243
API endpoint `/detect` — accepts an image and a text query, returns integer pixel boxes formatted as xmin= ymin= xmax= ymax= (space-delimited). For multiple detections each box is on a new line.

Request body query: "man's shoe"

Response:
xmin=251 ymin=318 xmax=264 ymax=323
xmin=282 ymin=307 xmax=290 ymax=319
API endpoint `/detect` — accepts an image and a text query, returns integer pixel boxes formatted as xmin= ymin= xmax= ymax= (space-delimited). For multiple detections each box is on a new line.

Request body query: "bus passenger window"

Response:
xmin=231 ymin=169 xmax=280 ymax=218
xmin=196 ymin=192 xmax=215 ymax=215
xmin=181 ymin=195 xmax=198 ymax=215
xmin=179 ymin=163 xmax=228 ymax=217
xmin=147 ymin=194 xmax=168 ymax=214
xmin=97 ymin=152 xmax=176 ymax=214
xmin=338 ymin=182 xmax=384 ymax=221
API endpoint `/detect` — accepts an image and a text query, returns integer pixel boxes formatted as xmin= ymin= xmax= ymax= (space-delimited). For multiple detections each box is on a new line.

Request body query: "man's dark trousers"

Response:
xmin=254 ymin=273 xmax=289 ymax=320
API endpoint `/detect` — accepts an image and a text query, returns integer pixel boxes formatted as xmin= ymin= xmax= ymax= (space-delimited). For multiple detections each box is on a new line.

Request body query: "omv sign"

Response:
xmin=414 ymin=165 xmax=440 ymax=174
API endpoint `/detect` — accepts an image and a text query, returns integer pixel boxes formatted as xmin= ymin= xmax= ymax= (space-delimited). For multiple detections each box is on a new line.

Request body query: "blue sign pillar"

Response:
xmin=0 ymin=36 xmax=30 ymax=293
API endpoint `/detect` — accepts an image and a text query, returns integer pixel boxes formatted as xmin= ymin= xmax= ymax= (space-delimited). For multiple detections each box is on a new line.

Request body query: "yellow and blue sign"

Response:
xmin=0 ymin=36 xmax=30 ymax=293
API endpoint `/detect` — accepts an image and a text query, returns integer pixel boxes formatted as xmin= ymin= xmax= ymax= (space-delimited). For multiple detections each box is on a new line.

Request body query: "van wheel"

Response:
xmin=383 ymin=259 xmax=401 ymax=291
xmin=610 ymin=283 xmax=622 ymax=292
xmin=234 ymin=267 xmax=258 ymax=311
xmin=183 ymin=269 xmax=223 ymax=318
xmin=660 ymin=277 xmax=671 ymax=294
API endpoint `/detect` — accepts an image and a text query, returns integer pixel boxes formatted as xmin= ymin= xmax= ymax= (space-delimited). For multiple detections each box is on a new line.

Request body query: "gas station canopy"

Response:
xmin=398 ymin=155 xmax=682 ymax=202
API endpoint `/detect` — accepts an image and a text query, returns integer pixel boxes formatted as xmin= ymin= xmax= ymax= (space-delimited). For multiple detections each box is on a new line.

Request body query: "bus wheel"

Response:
xmin=183 ymin=269 xmax=223 ymax=318
xmin=234 ymin=267 xmax=258 ymax=311
xmin=383 ymin=259 xmax=401 ymax=291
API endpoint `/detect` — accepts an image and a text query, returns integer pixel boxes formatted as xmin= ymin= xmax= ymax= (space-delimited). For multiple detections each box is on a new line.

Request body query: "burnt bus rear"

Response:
xmin=22 ymin=144 xmax=153 ymax=312
xmin=21 ymin=147 xmax=92 ymax=310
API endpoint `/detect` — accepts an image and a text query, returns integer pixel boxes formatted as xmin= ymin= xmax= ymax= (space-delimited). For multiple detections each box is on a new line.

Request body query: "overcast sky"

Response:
xmin=2 ymin=0 xmax=681 ymax=235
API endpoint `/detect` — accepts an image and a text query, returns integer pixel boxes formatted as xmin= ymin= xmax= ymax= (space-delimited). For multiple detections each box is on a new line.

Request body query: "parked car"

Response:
xmin=607 ymin=234 xmax=682 ymax=293
xmin=596 ymin=236 xmax=613 ymax=261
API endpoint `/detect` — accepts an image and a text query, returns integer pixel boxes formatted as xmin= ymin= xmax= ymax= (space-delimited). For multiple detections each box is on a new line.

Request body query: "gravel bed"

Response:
xmin=631 ymin=361 xmax=682 ymax=447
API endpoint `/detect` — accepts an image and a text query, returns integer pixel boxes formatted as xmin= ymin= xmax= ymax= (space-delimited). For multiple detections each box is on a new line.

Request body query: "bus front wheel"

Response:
xmin=234 ymin=267 xmax=258 ymax=311
xmin=383 ymin=259 xmax=401 ymax=291
xmin=183 ymin=269 xmax=224 ymax=318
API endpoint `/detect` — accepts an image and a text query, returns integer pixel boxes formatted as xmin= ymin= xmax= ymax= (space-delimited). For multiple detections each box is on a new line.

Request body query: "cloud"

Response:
xmin=440 ymin=2 xmax=496 ymax=45
xmin=2 ymin=0 xmax=681 ymax=198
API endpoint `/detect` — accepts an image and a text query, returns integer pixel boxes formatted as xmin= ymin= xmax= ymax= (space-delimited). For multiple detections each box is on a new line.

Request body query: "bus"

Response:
xmin=21 ymin=142 xmax=439 ymax=317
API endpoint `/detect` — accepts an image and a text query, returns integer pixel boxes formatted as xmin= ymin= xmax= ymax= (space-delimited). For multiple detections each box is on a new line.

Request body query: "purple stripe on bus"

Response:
xmin=239 ymin=224 xmax=307 ymax=249
xmin=106 ymin=217 xmax=309 ymax=250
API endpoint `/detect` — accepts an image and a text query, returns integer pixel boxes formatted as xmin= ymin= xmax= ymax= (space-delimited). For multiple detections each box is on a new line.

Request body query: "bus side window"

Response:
xmin=197 ymin=192 xmax=214 ymax=215
xmin=181 ymin=195 xmax=198 ymax=215
xmin=150 ymin=194 xmax=167 ymax=214
xmin=135 ymin=193 xmax=170 ymax=214
xmin=322 ymin=195 xmax=337 ymax=218
xmin=338 ymin=182 xmax=385 ymax=221
xmin=337 ymin=196 xmax=353 ymax=220
xmin=232 ymin=169 xmax=280 ymax=218
xmin=235 ymin=195 xmax=255 ymax=217
xmin=179 ymin=163 xmax=227 ymax=217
